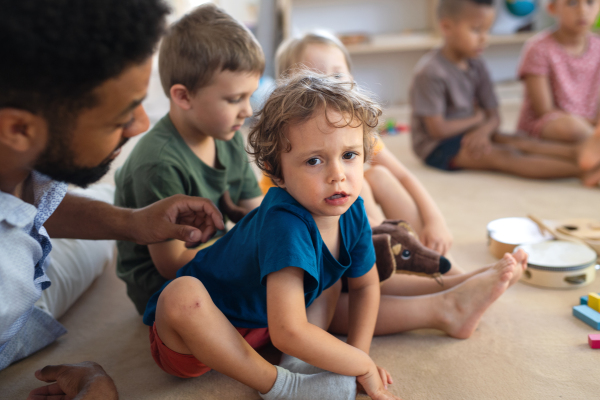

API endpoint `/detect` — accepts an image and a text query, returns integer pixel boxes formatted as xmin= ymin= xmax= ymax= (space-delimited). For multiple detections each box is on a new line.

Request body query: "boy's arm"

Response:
xmin=345 ymin=264 xmax=380 ymax=354
xmin=371 ymin=148 xmax=452 ymax=255
xmin=422 ymin=108 xmax=486 ymax=140
xmin=266 ymin=267 xmax=376 ymax=375
xmin=238 ymin=195 xmax=263 ymax=213
xmin=148 ymin=240 xmax=199 ymax=279
xmin=523 ymin=74 xmax=556 ymax=118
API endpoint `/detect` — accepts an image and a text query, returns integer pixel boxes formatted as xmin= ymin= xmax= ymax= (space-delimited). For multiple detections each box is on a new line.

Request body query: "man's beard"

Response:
xmin=34 ymin=126 xmax=128 ymax=188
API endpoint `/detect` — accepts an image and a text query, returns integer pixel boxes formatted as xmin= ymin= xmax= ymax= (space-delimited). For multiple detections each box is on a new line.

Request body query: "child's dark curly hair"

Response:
xmin=0 ymin=0 xmax=169 ymax=123
xmin=437 ymin=0 xmax=494 ymax=19
xmin=247 ymin=72 xmax=382 ymax=184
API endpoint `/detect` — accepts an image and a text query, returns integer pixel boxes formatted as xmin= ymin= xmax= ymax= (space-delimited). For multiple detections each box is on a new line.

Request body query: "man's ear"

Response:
xmin=170 ymin=84 xmax=194 ymax=111
xmin=0 ymin=108 xmax=48 ymax=153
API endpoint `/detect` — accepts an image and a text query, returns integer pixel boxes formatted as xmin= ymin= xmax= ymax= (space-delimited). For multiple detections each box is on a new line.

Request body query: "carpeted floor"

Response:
xmin=2 ymin=100 xmax=600 ymax=399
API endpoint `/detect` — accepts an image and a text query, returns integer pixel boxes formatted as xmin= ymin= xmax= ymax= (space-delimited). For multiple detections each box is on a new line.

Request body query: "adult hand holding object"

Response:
xmin=27 ymin=362 xmax=118 ymax=400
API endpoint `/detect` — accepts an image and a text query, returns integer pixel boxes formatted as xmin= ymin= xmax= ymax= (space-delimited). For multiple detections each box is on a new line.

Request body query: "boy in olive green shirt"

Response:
xmin=115 ymin=4 xmax=265 ymax=314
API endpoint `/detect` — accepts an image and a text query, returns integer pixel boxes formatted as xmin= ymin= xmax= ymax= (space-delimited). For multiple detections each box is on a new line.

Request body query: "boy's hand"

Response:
xmin=462 ymin=130 xmax=492 ymax=159
xmin=357 ymin=364 xmax=402 ymax=400
xmin=129 ymin=194 xmax=225 ymax=247
xmin=419 ymin=220 xmax=453 ymax=256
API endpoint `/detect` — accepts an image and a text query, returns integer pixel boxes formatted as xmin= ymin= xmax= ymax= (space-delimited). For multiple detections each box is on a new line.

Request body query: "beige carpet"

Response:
xmin=3 ymin=115 xmax=600 ymax=399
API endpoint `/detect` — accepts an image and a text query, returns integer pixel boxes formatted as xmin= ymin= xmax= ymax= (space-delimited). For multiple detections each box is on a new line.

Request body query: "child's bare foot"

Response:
xmin=581 ymin=162 xmax=600 ymax=187
xmin=509 ymin=249 xmax=528 ymax=286
xmin=439 ymin=254 xmax=515 ymax=339
xmin=579 ymin=135 xmax=600 ymax=171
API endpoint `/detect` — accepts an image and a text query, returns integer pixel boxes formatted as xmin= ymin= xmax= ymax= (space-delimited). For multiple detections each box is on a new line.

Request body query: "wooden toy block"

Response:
xmin=581 ymin=295 xmax=588 ymax=305
xmin=573 ymin=305 xmax=600 ymax=330
xmin=588 ymin=293 xmax=600 ymax=312
xmin=589 ymin=334 xmax=600 ymax=349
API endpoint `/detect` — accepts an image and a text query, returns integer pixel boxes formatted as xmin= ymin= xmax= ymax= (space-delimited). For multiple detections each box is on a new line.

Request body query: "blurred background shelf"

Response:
xmin=276 ymin=0 xmax=550 ymax=105
xmin=345 ymin=31 xmax=536 ymax=55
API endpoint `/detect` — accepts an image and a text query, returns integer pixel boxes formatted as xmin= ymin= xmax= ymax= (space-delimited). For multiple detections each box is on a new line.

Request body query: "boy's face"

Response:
xmin=549 ymin=0 xmax=600 ymax=35
xmin=441 ymin=4 xmax=496 ymax=59
xmin=277 ymin=108 xmax=364 ymax=222
xmin=187 ymin=70 xmax=260 ymax=141
xmin=301 ymin=43 xmax=352 ymax=81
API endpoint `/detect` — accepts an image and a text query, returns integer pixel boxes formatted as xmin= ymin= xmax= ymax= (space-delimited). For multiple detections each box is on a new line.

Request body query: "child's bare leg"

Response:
xmin=155 ymin=276 xmax=277 ymax=393
xmin=364 ymin=166 xmax=422 ymax=230
xmin=492 ymin=132 xmax=578 ymax=161
xmin=540 ymin=113 xmax=594 ymax=143
xmin=330 ymin=252 xmax=526 ymax=338
xmin=380 ymin=266 xmax=488 ymax=296
xmin=157 ymin=277 xmax=357 ymax=400
xmin=360 ymin=178 xmax=386 ymax=227
xmin=453 ymin=143 xmax=580 ymax=179
xmin=366 ymin=166 xmax=464 ymax=275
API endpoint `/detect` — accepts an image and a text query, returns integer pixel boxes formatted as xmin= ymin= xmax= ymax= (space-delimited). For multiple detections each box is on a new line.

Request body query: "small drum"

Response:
xmin=517 ymin=240 xmax=598 ymax=289
xmin=487 ymin=217 xmax=553 ymax=259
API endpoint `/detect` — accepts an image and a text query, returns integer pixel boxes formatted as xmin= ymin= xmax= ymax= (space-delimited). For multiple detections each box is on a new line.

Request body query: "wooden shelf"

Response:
xmin=345 ymin=31 xmax=536 ymax=55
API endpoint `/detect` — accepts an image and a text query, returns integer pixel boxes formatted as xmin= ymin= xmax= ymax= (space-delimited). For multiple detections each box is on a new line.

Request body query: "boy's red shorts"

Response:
xmin=149 ymin=323 xmax=270 ymax=378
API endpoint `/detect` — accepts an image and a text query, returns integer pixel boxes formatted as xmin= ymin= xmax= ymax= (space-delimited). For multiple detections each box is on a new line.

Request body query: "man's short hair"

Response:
xmin=0 ymin=0 xmax=169 ymax=123
xmin=159 ymin=3 xmax=265 ymax=97
xmin=275 ymin=31 xmax=352 ymax=78
xmin=437 ymin=0 xmax=495 ymax=19
xmin=247 ymin=72 xmax=382 ymax=184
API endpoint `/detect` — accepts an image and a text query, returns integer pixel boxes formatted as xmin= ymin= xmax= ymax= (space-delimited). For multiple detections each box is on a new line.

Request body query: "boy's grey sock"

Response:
xmin=279 ymin=354 xmax=325 ymax=375
xmin=259 ymin=365 xmax=356 ymax=400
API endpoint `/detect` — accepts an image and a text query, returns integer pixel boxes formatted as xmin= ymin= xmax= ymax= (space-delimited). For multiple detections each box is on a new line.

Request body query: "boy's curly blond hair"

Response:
xmin=247 ymin=72 xmax=382 ymax=184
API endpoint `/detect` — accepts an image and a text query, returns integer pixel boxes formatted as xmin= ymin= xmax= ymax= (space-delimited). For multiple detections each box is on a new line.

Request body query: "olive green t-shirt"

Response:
xmin=114 ymin=114 xmax=262 ymax=314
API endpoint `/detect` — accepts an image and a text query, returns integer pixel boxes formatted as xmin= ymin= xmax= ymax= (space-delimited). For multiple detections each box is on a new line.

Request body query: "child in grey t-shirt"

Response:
xmin=409 ymin=0 xmax=581 ymax=180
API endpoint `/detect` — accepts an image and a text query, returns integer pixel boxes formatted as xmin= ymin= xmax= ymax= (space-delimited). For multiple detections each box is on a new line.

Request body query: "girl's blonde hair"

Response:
xmin=247 ymin=71 xmax=382 ymax=184
xmin=275 ymin=31 xmax=352 ymax=78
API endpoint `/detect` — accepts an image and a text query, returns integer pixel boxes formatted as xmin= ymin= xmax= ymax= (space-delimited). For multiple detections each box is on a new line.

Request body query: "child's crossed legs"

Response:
xmin=452 ymin=135 xmax=580 ymax=179
xmin=153 ymin=277 xmax=364 ymax=399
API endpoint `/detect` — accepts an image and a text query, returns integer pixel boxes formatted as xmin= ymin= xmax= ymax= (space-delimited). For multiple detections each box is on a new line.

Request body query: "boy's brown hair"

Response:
xmin=247 ymin=72 xmax=382 ymax=184
xmin=159 ymin=3 xmax=265 ymax=97
xmin=437 ymin=0 xmax=494 ymax=19
xmin=275 ymin=31 xmax=352 ymax=78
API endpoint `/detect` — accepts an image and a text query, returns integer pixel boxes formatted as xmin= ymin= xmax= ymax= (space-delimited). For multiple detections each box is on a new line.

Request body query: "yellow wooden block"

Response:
xmin=588 ymin=293 xmax=600 ymax=312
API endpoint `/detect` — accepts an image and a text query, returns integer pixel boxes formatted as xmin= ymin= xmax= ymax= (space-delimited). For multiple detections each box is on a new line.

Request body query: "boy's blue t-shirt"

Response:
xmin=143 ymin=187 xmax=375 ymax=328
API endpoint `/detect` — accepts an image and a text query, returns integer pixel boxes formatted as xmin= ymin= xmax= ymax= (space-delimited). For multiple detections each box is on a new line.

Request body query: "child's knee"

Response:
xmin=548 ymin=115 xmax=592 ymax=141
xmin=159 ymin=276 xmax=212 ymax=321
xmin=364 ymin=165 xmax=393 ymax=186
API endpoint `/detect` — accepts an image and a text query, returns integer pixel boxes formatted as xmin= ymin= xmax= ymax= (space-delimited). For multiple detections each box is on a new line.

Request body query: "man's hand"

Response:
xmin=27 ymin=362 xmax=118 ymax=400
xmin=419 ymin=220 xmax=453 ymax=256
xmin=461 ymin=129 xmax=492 ymax=159
xmin=357 ymin=363 xmax=402 ymax=400
xmin=129 ymin=194 xmax=225 ymax=248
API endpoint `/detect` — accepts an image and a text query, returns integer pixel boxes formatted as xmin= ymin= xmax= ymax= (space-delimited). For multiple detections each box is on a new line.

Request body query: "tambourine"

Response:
xmin=517 ymin=240 xmax=598 ymax=289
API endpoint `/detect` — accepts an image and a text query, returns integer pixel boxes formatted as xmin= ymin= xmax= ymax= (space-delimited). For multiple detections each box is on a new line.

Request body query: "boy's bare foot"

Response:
xmin=439 ymin=254 xmax=515 ymax=339
xmin=509 ymin=249 xmax=528 ymax=286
